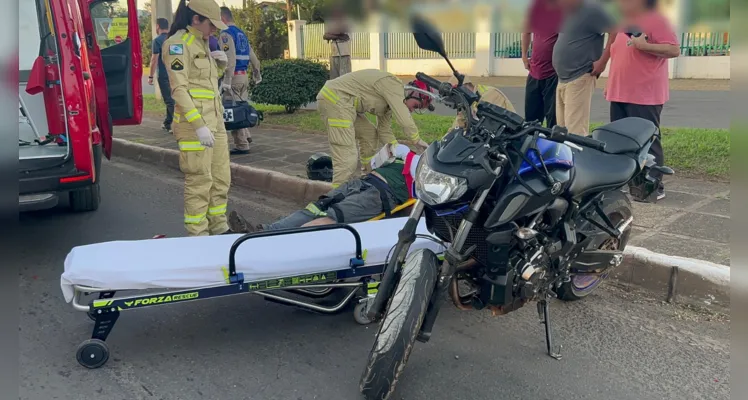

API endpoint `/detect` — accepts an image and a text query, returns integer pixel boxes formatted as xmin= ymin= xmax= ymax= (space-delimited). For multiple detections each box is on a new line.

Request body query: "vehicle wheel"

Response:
xmin=359 ymin=249 xmax=438 ymax=400
xmin=558 ymin=192 xmax=632 ymax=301
xmin=353 ymin=301 xmax=375 ymax=325
xmin=70 ymin=143 xmax=102 ymax=212
xmin=76 ymin=339 xmax=110 ymax=369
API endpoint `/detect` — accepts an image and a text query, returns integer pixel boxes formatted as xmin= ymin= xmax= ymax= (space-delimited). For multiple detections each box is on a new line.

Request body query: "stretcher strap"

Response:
xmin=362 ymin=175 xmax=394 ymax=218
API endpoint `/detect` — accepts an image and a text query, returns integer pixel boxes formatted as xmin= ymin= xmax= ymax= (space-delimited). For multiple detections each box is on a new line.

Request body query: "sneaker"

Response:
xmin=230 ymin=148 xmax=250 ymax=155
xmin=656 ymin=187 xmax=666 ymax=201
xmin=161 ymin=124 xmax=172 ymax=134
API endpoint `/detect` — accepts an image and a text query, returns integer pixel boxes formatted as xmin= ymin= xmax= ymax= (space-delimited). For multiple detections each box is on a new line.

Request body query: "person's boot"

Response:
xmin=228 ymin=210 xmax=260 ymax=233
xmin=230 ymin=148 xmax=250 ymax=155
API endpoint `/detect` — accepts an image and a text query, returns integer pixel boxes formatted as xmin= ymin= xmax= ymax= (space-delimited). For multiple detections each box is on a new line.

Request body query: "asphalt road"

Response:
xmin=18 ymin=158 xmax=730 ymax=400
xmin=141 ymin=76 xmax=729 ymax=129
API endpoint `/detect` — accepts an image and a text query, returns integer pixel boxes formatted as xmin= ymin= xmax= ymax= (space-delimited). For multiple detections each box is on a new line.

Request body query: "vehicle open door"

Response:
xmin=82 ymin=0 xmax=142 ymax=159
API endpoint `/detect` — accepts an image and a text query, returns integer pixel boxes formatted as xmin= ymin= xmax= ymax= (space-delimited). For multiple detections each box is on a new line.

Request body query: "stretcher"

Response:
xmin=61 ymin=217 xmax=445 ymax=369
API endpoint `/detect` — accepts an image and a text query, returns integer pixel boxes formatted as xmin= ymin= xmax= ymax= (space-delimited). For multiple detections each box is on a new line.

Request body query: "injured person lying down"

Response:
xmin=228 ymin=143 xmax=421 ymax=233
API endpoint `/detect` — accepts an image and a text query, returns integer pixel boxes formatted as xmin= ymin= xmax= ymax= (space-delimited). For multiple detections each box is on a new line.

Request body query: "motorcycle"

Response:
xmin=358 ymin=15 xmax=674 ymax=400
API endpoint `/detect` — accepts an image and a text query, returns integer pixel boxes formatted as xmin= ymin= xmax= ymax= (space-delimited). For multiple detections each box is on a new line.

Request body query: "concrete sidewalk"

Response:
xmin=115 ymin=116 xmax=730 ymax=266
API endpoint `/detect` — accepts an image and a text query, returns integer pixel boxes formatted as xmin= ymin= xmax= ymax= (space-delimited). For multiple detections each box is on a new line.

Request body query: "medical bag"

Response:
xmin=222 ymin=97 xmax=263 ymax=131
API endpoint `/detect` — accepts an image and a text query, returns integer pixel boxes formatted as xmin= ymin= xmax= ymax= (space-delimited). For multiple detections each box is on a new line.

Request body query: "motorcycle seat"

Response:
xmin=567 ymin=147 xmax=637 ymax=199
xmin=592 ymin=117 xmax=658 ymax=154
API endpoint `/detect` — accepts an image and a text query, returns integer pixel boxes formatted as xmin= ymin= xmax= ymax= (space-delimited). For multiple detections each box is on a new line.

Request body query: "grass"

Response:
xmin=142 ymin=94 xmax=730 ymax=180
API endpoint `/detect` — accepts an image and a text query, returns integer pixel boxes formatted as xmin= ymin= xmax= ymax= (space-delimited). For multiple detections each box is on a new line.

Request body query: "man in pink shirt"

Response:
xmin=605 ymin=0 xmax=680 ymax=200
xmin=522 ymin=0 xmax=563 ymax=127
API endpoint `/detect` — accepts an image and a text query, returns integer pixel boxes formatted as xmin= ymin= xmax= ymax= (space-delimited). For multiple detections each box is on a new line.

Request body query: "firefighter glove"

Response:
xmin=196 ymin=126 xmax=215 ymax=148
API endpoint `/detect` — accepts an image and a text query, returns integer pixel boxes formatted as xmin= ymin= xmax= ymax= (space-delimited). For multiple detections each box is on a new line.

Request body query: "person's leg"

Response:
xmin=524 ymin=75 xmax=544 ymax=124
xmin=354 ymin=114 xmax=379 ymax=173
xmin=262 ymin=180 xmax=358 ymax=230
xmin=624 ymin=103 xmax=666 ymax=198
xmin=330 ymin=56 xmax=340 ymax=79
xmin=176 ymin=135 xmax=213 ymax=236
xmin=325 ymin=104 xmax=359 ymax=187
xmin=609 ymin=101 xmax=628 ymax=122
xmin=555 ymin=81 xmax=567 ymax=130
xmin=207 ymin=124 xmax=231 ymax=235
xmin=541 ymin=75 xmax=558 ymax=127
xmin=562 ymin=74 xmax=595 ymax=135
xmin=158 ymin=77 xmax=174 ymax=131
xmin=229 ymin=74 xmax=251 ymax=153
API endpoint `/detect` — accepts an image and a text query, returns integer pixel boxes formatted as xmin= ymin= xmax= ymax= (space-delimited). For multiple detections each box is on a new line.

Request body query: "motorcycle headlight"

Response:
xmin=415 ymin=157 xmax=468 ymax=206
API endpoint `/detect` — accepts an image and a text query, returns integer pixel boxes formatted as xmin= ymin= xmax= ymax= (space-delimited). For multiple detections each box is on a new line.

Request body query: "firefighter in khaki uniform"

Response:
xmin=219 ymin=7 xmax=262 ymax=155
xmin=448 ymin=75 xmax=516 ymax=130
xmin=317 ymin=69 xmax=432 ymax=186
xmin=163 ymin=0 xmax=232 ymax=236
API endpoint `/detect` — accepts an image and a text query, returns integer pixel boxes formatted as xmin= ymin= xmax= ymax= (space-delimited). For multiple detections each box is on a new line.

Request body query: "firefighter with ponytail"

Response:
xmin=162 ymin=0 xmax=233 ymax=236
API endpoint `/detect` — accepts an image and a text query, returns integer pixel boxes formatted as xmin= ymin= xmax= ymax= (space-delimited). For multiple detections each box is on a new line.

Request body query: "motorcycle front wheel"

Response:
xmin=359 ymin=248 xmax=439 ymax=400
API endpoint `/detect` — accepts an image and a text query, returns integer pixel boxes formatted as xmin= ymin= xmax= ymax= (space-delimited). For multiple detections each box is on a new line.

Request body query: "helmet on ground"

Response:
xmin=405 ymin=79 xmax=435 ymax=112
xmin=307 ymin=152 xmax=333 ymax=182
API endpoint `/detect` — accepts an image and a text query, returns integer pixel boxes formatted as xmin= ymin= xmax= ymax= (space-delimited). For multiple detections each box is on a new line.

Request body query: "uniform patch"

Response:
xmin=168 ymin=44 xmax=184 ymax=55
xmin=223 ymin=44 xmax=229 ymax=52
xmin=170 ymin=59 xmax=184 ymax=71
xmin=222 ymin=35 xmax=229 ymax=43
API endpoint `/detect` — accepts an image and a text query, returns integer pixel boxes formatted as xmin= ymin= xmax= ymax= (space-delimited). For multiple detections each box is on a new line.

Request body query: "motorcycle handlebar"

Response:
xmin=415 ymin=72 xmax=445 ymax=92
xmin=538 ymin=125 xmax=607 ymax=152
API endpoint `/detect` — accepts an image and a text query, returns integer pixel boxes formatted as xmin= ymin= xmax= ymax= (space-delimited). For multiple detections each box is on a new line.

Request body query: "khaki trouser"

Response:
xmin=225 ymin=73 xmax=251 ymax=150
xmin=555 ymin=73 xmax=596 ymax=135
xmin=330 ymin=55 xmax=352 ymax=79
xmin=175 ymin=122 xmax=231 ymax=236
xmin=317 ymin=88 xmax=395 ymax=187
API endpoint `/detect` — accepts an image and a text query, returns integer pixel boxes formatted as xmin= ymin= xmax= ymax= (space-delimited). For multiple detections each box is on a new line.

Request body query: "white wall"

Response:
xmin=675 ymin=56 xmax=730 ymax=79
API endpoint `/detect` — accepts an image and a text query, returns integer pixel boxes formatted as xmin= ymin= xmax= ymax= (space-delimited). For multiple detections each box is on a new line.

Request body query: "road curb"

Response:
xmin=112 ymin=138 xmax=333 ymax=203
xmin=112 ymin=138 xmax=730 ymax=309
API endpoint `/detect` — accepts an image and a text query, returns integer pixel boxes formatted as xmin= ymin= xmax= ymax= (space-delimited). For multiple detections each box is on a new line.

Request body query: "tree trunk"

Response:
xmin=286 ymin=0 xmax=293 ymax=20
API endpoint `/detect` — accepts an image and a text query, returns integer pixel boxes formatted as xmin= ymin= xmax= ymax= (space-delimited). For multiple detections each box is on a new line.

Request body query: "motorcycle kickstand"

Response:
xmin=537 ymin=299 xmax=562 ymax=360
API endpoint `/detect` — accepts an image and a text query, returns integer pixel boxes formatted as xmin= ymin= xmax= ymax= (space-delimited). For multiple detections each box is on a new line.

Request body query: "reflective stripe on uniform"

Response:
xmin=208 ymin=204 xmax=227 ymax=215
xmin=185 ymin=108 xmax=201 ymax=122
xmin=477 ymin=84 xmax=488 ymax=94
xmin=181 ymin=32 xmax=196 ymax=46
xmin=305 ymin=203 xmax=327 ymax=216
xmin=360 ymin=154 xmax=374 ymax=162
xmin=184 ymin=212 xmax=207 ymax=224
xmin=179 ymin=141 xmax=205 ymax=151
xmin=319 ymin=86 xmax=340 ymax=104
xmin=354 ymin=97 xmax=359 ymax=109
xmin=235 ymin=55 xmax=250 ymax=60
xmin=174 ymin=113 xmax=181 ymax=123
xmin=188 ymin=89 xmax=215 ymax=99
xmin=328 ymin=118 xmax=351 ymax=128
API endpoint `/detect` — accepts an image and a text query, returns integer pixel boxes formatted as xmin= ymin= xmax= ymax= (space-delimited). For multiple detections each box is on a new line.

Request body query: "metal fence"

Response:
xmin=494 ymin=32 xmax=731 ymax=58
xmin=302 ymin=23 xmax=371 ymax=60
xmin=384 ymin=32 xmax=475 ymax=59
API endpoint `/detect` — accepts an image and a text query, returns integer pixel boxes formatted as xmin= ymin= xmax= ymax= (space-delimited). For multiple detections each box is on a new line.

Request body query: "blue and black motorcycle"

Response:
xmin=358 ymin=15 xmax=674 ymax=400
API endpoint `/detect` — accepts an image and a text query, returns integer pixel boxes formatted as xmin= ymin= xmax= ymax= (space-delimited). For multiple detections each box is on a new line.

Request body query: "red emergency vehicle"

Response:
xmin=20 ymin=0 xmax=143 ymax=212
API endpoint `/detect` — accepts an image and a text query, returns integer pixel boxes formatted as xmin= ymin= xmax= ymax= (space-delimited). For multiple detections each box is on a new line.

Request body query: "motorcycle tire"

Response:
xmin=558 ymin=191 xmax=633 ymax=301
xmin=359 ymin=249 xmax=439 ymax=400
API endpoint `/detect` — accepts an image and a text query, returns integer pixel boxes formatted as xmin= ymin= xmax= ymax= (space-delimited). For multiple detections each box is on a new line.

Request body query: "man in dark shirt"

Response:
xmin=148 ymin=18 xmax=174 ymax=133
xmin=552 ymin=0 xmax=615 ymax=135
xmin=522 ymin=0 xmax=563 ymax=127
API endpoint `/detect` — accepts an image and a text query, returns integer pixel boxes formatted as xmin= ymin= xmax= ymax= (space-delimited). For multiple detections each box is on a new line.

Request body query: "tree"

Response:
xmin=232 ymin=2 xmax=288 ymax=61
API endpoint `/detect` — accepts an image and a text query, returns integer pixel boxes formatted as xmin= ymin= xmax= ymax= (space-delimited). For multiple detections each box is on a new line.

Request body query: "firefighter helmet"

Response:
xmin=307 ymin=152 xmax=333 ymax=182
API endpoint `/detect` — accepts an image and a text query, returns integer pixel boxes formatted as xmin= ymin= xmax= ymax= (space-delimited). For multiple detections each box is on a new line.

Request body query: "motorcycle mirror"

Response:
xmin=410 ymin=14 xmax=460 ymax=81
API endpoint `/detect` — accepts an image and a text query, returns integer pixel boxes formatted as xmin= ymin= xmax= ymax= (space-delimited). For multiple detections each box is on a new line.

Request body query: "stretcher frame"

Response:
xmin=71 ymin=224 xmax=393 ymax=369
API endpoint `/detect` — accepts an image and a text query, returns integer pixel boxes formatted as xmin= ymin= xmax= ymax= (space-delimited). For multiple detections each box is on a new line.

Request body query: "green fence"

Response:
xmin=680 ymin=32 xmax=730 ymax=56
xmin=384 ymin=32 xmax=475 ymax=59
xmin=494 ymin=32 xmax=731 ymax=58
xmin=302 ymin=23 xmax=371 ymax=60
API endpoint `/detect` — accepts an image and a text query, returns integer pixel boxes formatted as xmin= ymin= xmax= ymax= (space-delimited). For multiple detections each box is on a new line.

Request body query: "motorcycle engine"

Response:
xmin=475 ymin=236 xmax=550 ymax=312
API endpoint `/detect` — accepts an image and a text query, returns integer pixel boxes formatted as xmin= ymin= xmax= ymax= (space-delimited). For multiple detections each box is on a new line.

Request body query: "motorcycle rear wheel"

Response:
xmin=558 ymin=192 xmax=632 ymax=301
xmin=359 ymin=249 xmax=438 ymax=400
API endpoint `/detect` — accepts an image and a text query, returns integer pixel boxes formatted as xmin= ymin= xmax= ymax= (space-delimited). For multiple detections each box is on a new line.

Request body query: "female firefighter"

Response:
xmin=162 ymin=0 xmax=233 ymax=236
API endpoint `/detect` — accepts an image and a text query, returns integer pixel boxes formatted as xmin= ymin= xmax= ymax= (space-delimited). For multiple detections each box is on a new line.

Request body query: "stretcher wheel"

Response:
xmin=353 ymin=302 xmax=375 ymax=325
xmin=76 ymin=339 xmax=110 ymax=369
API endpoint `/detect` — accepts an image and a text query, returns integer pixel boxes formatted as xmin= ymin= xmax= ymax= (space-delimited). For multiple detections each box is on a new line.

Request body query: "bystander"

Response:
xmin=148 ymin=18 xmax=174 ymax=133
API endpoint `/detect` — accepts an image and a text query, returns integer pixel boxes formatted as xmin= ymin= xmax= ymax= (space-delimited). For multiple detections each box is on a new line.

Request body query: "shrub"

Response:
xmin=251 ymin=59 xmax=329 ymax=114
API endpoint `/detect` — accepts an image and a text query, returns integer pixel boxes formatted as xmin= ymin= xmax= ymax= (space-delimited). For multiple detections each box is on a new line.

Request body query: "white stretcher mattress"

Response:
xmin=60 ymin=218 xmax=445 ymax=303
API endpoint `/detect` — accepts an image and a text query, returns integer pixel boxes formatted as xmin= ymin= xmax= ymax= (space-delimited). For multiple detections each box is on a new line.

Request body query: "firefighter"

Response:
xmin=448 ymin=75 xmax=516 ymax=130
xmin=317 ymin=69 xmax=431 ymax=187
xmin=219 ymin=6 xmax=262 ymax=155
xmin=162 ymin=0 xmax=232 ymax=236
